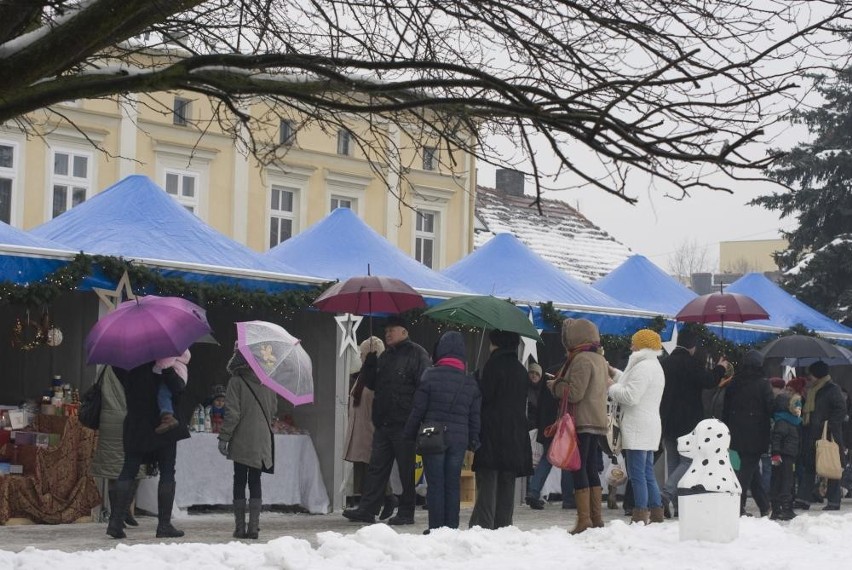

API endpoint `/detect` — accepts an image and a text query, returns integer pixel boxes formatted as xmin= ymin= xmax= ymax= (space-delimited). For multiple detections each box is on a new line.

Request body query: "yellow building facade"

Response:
xmin=1 ymin=91 xmax=476 ymax=271
xmin=719 ymin=238 xmax=787 ymax=273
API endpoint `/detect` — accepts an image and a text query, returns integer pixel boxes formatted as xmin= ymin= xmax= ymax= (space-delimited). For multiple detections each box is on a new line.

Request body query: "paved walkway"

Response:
xmin=3 ymin=495 xmax=849 ymax=553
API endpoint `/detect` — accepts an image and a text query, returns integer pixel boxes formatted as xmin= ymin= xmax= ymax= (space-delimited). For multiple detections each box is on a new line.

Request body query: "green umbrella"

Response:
xmin=423 ymin=295 xmax=542 ymax=342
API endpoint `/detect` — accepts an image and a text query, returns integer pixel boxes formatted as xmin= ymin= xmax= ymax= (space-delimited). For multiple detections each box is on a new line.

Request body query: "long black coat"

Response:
xmin=722 ymin=368 xmax=774 ymax=455
xmin=660 ymin=347 xmax=726 ymax=438
xmin=534 ymin=362 xmax=563 ymax=444
xmin=472 ymin=348 xmax=533 ymax=476
xmin=116 ymin=364 xmax=190 ymax=456
xmin=403 ymin=332 xmax=482 ymax=450
xmin=803 ymin=380 xmax=847 ymax=458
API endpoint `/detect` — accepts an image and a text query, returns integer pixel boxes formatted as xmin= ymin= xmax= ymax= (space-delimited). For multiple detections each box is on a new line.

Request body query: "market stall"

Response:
xmin=0 ymin=415 xmax=101 ymax=524
xmin=136 ymin=432 xmax=329 ymax=514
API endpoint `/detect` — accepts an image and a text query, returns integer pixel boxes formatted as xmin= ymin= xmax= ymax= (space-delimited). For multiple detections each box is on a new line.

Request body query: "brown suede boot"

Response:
xmin=589 ymin=486 xmax=605 ymax=528
xmin=570 ymin=488 xmax=592 ymax=535
xmin=631 ymin=508 xmax=650 ymax=525
xmin=649 ymin=506 xmax=665 ymax=523
xmin=155 ymin=413 xmax=178 ymax=434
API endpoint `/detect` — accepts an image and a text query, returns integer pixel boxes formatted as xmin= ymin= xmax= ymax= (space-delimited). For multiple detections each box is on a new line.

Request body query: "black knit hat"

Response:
xmin=678 ymin=327 xmax=698 ymax=350
xmin=808 ymin=360 xmax=830 ymax=379
xmin=385 ymin=315 xmax=408 ymax=330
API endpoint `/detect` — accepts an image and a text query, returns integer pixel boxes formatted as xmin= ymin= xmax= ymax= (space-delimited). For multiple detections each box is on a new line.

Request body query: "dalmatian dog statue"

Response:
xmin=677 ymin=418 xmax=741 ymax=495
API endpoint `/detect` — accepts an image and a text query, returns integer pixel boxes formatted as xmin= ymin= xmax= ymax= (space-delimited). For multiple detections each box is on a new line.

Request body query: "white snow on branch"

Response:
xmin=0 ymin=0 xmax=98 ymax=57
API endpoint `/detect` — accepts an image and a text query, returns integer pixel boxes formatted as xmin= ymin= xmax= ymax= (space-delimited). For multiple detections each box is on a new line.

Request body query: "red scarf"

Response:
xmin=436 ymin=357 xmax=465 ymax=371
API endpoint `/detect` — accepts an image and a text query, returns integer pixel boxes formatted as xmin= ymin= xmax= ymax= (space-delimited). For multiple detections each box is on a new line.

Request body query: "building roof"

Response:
xmin=594 ymin=254 xmax=698 ymax=316
xmin=474 ymin=185 xmax=632 ymax=283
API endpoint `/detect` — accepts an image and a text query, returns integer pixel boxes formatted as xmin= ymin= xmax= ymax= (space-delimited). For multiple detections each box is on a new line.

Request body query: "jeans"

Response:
xmin=662 ymin=437 xmax=691 ymax=501
xmin=469 ymin=469 xmax=518 ymax=529
xmin=157 ymin=382 xmax=174 ymax=415
xmin=572 ymin=433 xmax=602 ymax=490
xmin=359 ymin=425 xmax=417 ymax=518
xmin=526 ymin=440 xmax=575 ymax=500
xmin=423 ymin=444 xmax=467 ymax=529
xmin=119 ymin=443 xmax=177 ymax=483
xmin=625 ymin=449 xmax=662 ymax=510
xmin=233 ymin=462 xmax=262 ymax=500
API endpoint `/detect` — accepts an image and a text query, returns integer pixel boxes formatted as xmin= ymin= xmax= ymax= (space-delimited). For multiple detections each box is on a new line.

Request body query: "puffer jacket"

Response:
xmin=771 ymin=393 xmax=802 ymax=458
xmin=90 ymin=367 xmax=141 ymax=480
xmin=472 ymin=347 xmax=533 ymax=476
xmin=403 ymin=332 xmax=482 ymax=450
xmin=608 ymin=348 xmax=665 ymax=451
xmin=363 ymin=338 xmax=432 ymax=427
xmin=552 ymin=319 xmax=608 ymax=435
xmin=219 ymin=361 xmax=278 ymax=472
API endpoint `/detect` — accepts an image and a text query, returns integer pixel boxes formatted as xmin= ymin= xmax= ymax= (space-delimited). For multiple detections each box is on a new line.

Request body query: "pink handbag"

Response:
xmin=544 ymin=387 xmax=581 ymax=471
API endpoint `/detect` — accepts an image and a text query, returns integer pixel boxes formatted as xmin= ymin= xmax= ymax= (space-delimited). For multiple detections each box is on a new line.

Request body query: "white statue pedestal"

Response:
xmin=678 ymin=492 xmax=740 ymax=543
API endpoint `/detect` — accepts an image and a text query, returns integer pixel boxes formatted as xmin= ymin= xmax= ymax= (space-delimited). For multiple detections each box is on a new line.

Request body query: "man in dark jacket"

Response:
xmin=658 ymin=327 xmax=728 ymax=510
xmin=343 ymin=315 xmax=431 ymax=525
xmin=794 ymin=360 xmax=847 ymax=511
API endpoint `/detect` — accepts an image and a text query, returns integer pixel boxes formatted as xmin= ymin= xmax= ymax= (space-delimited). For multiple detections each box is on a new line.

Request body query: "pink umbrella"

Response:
xmin=86 ymin=295 xmax=211 ymax=370
xmin=675 ymin=290 xmax=768 ymax=338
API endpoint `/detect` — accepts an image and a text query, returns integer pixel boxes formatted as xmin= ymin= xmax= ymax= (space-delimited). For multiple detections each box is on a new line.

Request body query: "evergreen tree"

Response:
xmin=752 ymin=68 xmax=852 ymax=326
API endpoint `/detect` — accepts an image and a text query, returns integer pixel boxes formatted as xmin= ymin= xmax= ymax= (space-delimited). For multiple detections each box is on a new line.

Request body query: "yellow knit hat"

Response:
xmin=632 ymin=329 xmax=662 ymax=351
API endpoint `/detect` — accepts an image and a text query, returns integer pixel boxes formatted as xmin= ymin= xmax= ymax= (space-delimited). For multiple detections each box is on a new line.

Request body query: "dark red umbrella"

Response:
xmin=675 ymin=291 xmax=769 ymax=338
xmin=313 ymin=275 xmax=425 ymax=315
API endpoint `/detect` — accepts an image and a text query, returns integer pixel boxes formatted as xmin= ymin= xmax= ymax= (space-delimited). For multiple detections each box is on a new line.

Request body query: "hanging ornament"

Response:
xmin=46 ymin=327 xmax=64 ymax=347
xmin=11 ymin=313 xmax=46 ymax=350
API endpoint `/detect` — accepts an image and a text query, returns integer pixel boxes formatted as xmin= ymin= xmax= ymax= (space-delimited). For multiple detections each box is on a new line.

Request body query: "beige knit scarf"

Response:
xmin=802 ymin=375 xmax=830 ymax=426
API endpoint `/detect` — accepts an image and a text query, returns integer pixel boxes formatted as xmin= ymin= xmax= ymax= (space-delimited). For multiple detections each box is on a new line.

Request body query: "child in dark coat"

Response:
xmin=769 ymin=391 xmax=802 ymax=520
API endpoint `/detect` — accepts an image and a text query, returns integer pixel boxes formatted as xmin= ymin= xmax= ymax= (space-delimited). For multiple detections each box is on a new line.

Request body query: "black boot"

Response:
xmin=233 ymin=499 xmax=247 ymax=538
xmin=106 ymin=479 xmax=133 ymax=539
xmin=124 ymin=479 xmax=140 ymax=526
xmin=155 ymin=481 xmax=185 ymax=538
xmin=379 ymin=494 xmax=399 ymax=521
xmin=246 ymin=498 xmax=262 ymax=539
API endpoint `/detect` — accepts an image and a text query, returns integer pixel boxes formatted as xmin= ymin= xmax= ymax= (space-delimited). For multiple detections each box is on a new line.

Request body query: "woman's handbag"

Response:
xmin=543 ymin=387 xmax=581 ymax=471
xmin=815 ymin=421 xmax=843 ymax=480
xmin=416 ymin=421 xmax=447 ymax=455
xmin=78 ymin=368 xmax=106 ymax=430
xmin=601 ymin=399 xmax=622 ymax=457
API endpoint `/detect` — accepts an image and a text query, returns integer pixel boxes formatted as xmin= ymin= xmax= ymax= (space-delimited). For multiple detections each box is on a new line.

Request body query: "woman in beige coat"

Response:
xmin=218 ymin=347 xmax=278 ymax=539
xmin=344 ymin=337 xmax=385 ymax=497
xmin=548 ymin=318 xmax=609 ymax=535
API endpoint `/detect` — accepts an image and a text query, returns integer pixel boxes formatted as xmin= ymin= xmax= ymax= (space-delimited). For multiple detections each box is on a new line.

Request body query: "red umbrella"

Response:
xmin=675 ymin=291 xmax=768 ymax=338
xmin=313 ymin=275 xmax=425 ymax=315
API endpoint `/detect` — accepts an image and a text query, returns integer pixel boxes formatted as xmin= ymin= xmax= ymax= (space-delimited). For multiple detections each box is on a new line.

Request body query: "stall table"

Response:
xmin=137 ymin=432 xmax=329 ymax=514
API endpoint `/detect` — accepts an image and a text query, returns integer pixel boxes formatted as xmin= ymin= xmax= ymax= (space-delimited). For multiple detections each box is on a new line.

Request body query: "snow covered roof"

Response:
xmin=474 ymin=185 xmax=632 ymax=283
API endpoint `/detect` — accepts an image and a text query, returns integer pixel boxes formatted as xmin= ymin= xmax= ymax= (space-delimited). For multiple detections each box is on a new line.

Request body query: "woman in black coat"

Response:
xmin=722 ymin=350 xmax=774 ymax=517
xmin=107 ymin=363 xmax=190 ymax=539
xmin=468 ymin=330 xmax=533 ymax=529
xmin=404 ymin=331 xmax=481 ymax=532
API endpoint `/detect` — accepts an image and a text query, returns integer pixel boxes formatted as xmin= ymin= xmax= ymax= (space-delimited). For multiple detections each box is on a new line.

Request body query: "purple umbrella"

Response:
xmin=86 ymin=295 xmax=211 ymax=370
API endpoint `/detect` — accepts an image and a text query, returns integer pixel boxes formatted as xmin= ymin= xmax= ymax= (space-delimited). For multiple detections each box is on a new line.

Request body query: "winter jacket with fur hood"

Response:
xmin=551 ymin=319 xmax=608 ymax=435
xmin=608 ymin=348 xmax=665 ymax=451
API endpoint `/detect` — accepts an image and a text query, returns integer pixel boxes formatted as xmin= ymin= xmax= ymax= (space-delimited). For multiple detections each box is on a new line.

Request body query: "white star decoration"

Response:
xmin=661 ymin=323 xmax=679 ymax=354
xmin=93 ymin=270 xmax=136 ymax=312
xmin=520 ymin=308 xmax=543 ymax=365
xmin=334 ymin=313 xmax=363 ymax=358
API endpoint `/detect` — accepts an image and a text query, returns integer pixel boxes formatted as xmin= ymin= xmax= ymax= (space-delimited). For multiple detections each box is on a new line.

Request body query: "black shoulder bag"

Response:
xmin=242 ymin=377 xmax=276 ymax=474
xmin=416 ymin=378 xmax=465 ymax=455
xmin=79 ymin=367 xmax=107 ymax=430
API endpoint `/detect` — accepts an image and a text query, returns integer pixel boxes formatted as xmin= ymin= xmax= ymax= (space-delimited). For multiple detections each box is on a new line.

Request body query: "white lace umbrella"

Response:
xmin=235 ymin=320 xmax=314 ymax=405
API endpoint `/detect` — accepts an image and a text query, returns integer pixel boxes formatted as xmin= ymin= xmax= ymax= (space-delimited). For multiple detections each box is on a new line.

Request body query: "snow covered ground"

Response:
xmin=1 ymin=510 xmax=849 ymax=570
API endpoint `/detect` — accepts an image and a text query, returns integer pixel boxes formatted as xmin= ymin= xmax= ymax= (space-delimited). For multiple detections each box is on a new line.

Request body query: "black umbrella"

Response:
xmin=759 ymin=334 xmax=852 ymax=366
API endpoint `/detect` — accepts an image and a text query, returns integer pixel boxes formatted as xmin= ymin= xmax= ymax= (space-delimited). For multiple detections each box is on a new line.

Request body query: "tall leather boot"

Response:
xmin=589 ymin=487 xmax=605 ymax=528
xmin=649 ymin=507 xmax=665 ymax=523
xmin=631 ymin=508 xmax=650 ymax=525
xmin=233 ymin=499 xmax=247 ymax=538
xmin=570 ymin=488 xmax=592 ymax=535
xmin=246 ymin=498 xmax=262 ymax=539
xmin=125 ymin=479 xmax=140 ymax=527
xmin=155 ymin=481 xmax=185 ymax=538
xmin=106 ymin=479 xmax=133 ymax=539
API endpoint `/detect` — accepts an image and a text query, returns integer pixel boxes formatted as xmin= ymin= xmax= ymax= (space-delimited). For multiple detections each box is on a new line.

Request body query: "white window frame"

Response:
xmin=0 ymin=138 xmax=20 ymax=226
xmin=336 ymin=128 xmax=353 ymax=156
xmin=279 ymin=119 xmax=295 ymax=146
xmin=269 ymin=184 xmax=298 ymax=247
xmin=414 ymin=209 xmax=439 ymax=269
xmin=153 ymin=141 xmax=216 ymax=220
xmin=265 ymin=164 xmax=314 ymax=250
xmin=325 ymin=170 xmax=370 ymax=217
xmin=411 ymin=184 xmax=452 ymax=269
xmin=173 ymin=96 xmax=191 ymax=126
xmin=330 ymin=195 xmax=354 ymax=211
xmin=164 ymin=169 xmax=199 ymax=213
xmin=48 ymin=147 xmax=93 ymax=219
xmin=422 ymin=146 xmax=438 ymax=171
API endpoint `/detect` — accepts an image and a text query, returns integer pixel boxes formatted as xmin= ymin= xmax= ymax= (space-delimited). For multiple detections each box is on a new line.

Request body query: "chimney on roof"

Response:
xmin=495 ymin=168 xmax=525 ymax=197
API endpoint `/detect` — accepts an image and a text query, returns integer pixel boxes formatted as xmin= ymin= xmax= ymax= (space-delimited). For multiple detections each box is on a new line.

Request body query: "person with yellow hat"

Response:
xmin=606 ymin=329 xmax=666 ymax=525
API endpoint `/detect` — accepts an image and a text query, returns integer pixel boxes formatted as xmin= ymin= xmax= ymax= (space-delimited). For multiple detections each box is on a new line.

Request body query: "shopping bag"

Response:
xmin=815 ymin=421 xmax=843 ymax=480
xmin=544 ymin=389 xmax=581 ymax=471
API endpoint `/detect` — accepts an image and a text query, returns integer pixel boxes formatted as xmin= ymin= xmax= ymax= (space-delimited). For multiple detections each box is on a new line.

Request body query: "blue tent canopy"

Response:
xmin=29 ymin=175 xmax=316 ymax=291
xmin=264 ymin=207 xmax=471 ymax=295
xmin=442 ymin=233 xmax=657 ymax=334
xmin=593 ymin=254 xmax=698 ymax=316
xmin=0 ymin=221 xmax=74 ymax=284
xmin=726 ymin=273 xmax=852 ymax=343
